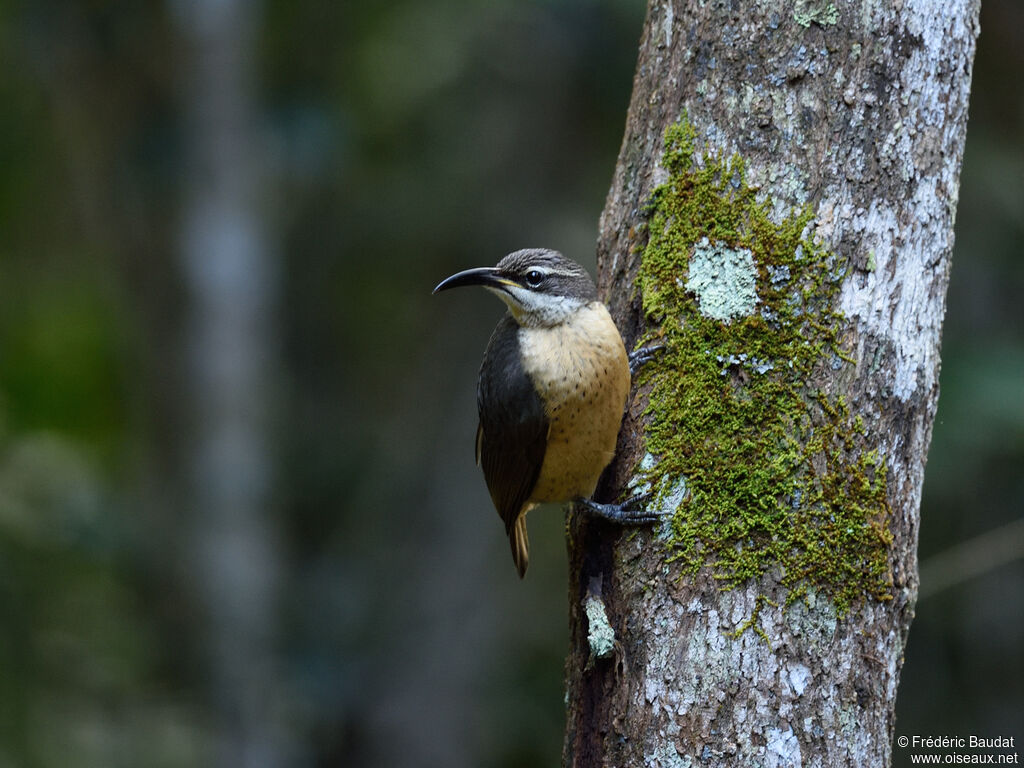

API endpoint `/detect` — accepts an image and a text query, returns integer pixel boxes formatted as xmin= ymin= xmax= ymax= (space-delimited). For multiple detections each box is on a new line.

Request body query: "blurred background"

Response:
xmin=0 ymin=1 xmax=1019 ymax=766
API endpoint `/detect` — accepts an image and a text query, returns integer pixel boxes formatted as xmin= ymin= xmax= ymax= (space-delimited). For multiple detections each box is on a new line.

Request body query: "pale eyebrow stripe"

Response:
xmin=543 ymin=268 xmax=582 ymax=278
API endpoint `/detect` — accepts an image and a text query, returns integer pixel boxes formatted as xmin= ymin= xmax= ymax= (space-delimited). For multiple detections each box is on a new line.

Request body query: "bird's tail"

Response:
xmin=509 ymin=515 xmax=530 ymax=579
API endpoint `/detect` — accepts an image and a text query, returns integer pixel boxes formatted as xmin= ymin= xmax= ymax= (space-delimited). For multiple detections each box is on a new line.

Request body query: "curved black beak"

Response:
xmin=433 ymin=266 xmax=515 ymax=294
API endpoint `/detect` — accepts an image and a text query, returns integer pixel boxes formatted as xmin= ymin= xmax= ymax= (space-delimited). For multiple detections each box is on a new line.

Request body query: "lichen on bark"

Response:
xmin=567 ymin=0 xmax=978 ymax=761
xmin=634 ymin=118 xmax=893 ymax=616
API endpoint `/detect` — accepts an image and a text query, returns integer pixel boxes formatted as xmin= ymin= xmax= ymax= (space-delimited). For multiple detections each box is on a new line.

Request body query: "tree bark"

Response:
xmin=564 ymin=1 xmax=979 ymax=766
xmin=174 ymin=2 xmax=289 ymax=765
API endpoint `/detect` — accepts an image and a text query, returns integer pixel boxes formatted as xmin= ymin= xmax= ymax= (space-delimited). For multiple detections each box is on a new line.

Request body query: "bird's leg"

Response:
xmin=628 ymin=344 xmax=665 ymax=377
xmin=575 ymin=491 xmax=665 ymax=524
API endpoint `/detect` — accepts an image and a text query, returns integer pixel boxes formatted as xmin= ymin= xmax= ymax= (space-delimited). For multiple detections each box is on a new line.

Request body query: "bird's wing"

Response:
xmin=476 ymin=315 xmax=548 ymax=534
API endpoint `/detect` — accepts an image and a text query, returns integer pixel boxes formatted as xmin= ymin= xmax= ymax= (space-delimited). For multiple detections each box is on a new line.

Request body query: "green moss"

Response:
xmin=634 ymin=119 xmax=892 ymax=617
xmin=730 ymin=595 xmax=778 ymax=647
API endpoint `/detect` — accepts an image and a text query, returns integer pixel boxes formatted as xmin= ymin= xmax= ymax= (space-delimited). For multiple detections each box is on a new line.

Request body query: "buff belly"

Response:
xmin=517 ymin=302 xmax=630 ymax=503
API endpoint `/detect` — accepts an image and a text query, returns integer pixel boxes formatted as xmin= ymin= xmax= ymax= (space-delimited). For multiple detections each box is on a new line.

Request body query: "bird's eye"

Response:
xmin=525 ymin=270 xmax=545 ymax=288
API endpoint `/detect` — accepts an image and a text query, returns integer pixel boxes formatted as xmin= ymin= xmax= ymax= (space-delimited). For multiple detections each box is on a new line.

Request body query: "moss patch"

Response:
xmin=634 ymin=119 xmax=892 ymax=615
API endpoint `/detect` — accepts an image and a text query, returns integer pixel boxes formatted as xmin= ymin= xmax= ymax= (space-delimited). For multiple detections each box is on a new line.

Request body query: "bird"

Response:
xmin=434 ymin=248 xmax=661 ymax=577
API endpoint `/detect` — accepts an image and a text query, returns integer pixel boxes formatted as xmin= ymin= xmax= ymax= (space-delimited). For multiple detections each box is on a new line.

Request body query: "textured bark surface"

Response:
xmin=564 ymin=1 xmax=979 ymax=766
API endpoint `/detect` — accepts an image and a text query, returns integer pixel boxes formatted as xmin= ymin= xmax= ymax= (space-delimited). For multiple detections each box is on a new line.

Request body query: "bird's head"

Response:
xmin=433 ymin=249 xmax=597 ymax=328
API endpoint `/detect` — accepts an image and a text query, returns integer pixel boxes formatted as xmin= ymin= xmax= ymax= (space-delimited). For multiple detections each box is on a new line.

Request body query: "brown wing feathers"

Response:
xmin=476 ymin=315 xmax=548 ymax=576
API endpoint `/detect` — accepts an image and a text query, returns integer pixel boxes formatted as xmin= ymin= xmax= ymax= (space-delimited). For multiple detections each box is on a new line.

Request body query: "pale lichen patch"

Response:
xmin=793 ymin=0 xmax=839 ymax=28
xmin=684 ymin=238 xmax=758 ymax=322
xmin=585 ymin=594 xmax=616 ymax=658
xmin=764 ymin=726 xmax=803 ymax=766
xmin=788 ymin=663 xmax=813 ymax=696
xmin=646 ymin=742 xmax=692 ymax=768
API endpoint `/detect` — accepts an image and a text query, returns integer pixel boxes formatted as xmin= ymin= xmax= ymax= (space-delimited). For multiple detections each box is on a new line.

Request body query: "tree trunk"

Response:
xmin=564 ymin=1 xmax=979 ymax=766
xmin=174 ymin=2 xmax=289 ymax=765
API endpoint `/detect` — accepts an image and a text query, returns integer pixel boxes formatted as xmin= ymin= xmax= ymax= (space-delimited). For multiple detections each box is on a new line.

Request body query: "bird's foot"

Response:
xmin=628 ymin=344 xmax=666 ymax=376
xmin=576 ymin=492 xmax=665 ymax=525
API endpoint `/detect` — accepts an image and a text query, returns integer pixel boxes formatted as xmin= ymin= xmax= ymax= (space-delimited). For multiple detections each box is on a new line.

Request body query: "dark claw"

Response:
xmin=621 ymin=490 xmax=654 ymax=510
xmin=576 ymin=492 xmax=667 ymax=524
xmin=628 ymin=344 xmax=666 ymax=376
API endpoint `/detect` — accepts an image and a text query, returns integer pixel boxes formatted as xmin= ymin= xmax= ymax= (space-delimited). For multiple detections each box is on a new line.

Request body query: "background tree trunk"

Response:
xmin=174 ymin=2 xmax=289 ymax=765
xmin=564 ymin=1 xmax=980 ymax=766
